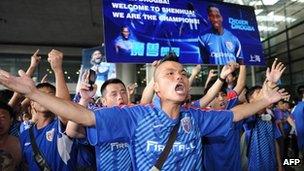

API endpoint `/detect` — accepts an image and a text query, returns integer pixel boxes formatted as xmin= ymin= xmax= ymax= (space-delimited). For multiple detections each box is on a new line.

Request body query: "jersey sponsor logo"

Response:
xmin=225 ymin=41 xmax=234 ymax=51
xmin=181 ymin=117 xmax=191 ymax=133
xmin=24 ymin=142 xmax=31 ymax=146
xmin=146 ymin=140 xmax=195 ymax=152
xmin=46 ymin=128 xmax=55 ymax=142
xmin=110 ymin=142 xmax=128 ymax=151
xmin=210 ymin=52 xmax=235 ymax=59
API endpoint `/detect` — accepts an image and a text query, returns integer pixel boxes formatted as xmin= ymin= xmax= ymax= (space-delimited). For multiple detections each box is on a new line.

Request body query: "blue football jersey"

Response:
xmin=291 ymin=102 xmax=304 ymax=151
xmin=19 ymin=118 xmax=77 ymax=171
xmin=114 ymin=36 xmax=135 ymax=56
xmin=73 ymin=94 xmax=99 ymax=169
xmin=87 ymin=126 xmax=132 ymax=171
xmin=203 ymin=90 xmax=243 ymax=171
xmin=91 ymin=101 xmax=233 ymax=170
xmin=198 ymin=28 xmax=243 ymax=65
xmin=244 ymin=115 xmax=281 ymax=170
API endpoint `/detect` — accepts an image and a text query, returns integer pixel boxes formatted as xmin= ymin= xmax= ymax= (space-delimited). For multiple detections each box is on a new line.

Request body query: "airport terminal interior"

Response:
xmin=0 ymin=0 xmax=303 ymax=97
xmin=1 ymin=0 xmax=304 ymax=171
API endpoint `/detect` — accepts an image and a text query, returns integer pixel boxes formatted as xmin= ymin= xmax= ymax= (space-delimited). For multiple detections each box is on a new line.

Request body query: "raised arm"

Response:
xmin=8 ymin=49 xmax=41 ymax=108
xmin=140 ymin=60 xmax=160 ymax=104
xmin=48 ymin=49 xmax=70 ymax=101
xmin=233 ymin=65 xmax=246 ymax=95
xmin=188 ymin=65 xmax=201 ymax=86
xmin=66 ymin=71 xmax=97 ymax=138
xmin=0 ymin=69 xmax=95 ymax=127
xmin=199 ymin=62 xmax=239 ymax=108
xmin=232 ymin=59 xmax=287 ymax=121
xmin=266 ymin=58 xmax=286 ymax=86
xmin=127 ymin=83 xmax=137 ymax=104
xmin=48 ymin=49 xmax=71 ymax=124
xmin=204 ymin=69 xmax=217 ymax=89
xmin=232 ymin=81 xmax=288 ymax=122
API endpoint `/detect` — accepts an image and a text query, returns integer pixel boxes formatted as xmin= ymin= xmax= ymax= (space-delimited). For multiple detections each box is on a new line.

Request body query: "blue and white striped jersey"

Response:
xmin=92 ymin=102 xmax=233 ymax=170
xmin=86 ymin=103 xmax=132 ymax=171
xmin=291 ymin=101 xmax=304 ymax=151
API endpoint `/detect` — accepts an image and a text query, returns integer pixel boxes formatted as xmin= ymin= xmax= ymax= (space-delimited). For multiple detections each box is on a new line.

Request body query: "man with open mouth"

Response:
xmin=0 ymin=53 xmax=288 ymax=170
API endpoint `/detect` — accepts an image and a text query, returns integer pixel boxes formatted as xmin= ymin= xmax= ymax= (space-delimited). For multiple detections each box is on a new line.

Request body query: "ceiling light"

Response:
xmin=249 ymin=1 xmax=263 ymax=6
xmin=255 ymin=9 xmax=264 ymax=15
xmin=258 ymin=25 xmax=278 ymax=32
xmin=291 ymin=0 xmax=304 ymax=2
xmin=257 ymin=15 xmax=296 ymax=22
xmin=262 ymin=0 xmax=279 ymax=5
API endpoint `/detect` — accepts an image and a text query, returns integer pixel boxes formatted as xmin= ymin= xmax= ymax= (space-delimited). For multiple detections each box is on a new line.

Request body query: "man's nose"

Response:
xmin=176 ymin=73 xmax=184 ymax=80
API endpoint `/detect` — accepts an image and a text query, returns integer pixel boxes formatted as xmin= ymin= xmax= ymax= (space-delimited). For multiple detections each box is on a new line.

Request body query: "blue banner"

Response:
xmin=102 ymin=0 xmax=265 ymax=66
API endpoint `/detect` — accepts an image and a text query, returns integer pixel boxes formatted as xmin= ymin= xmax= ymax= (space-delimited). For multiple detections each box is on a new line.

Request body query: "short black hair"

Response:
xmin=120 ymin=25 xmax=129 ymax=32
xmin=36 ymin=82 xmax=56 ymax=93
xmin=0 ymin=101 xmax=14 ymax=118
xmin=245 ymin=85 xmax=262 ymax=102
xmin=153 ymin=51 xmax=181 ymax=80
xmin=100 ymin=78 xmax=126 ymax=96
xmin=160 ymin=51 xmax=179 ymax=64
xmin=297 ymin=85 xmax=304 ymax=95
xmin=231 ymin=71 xmax=238 ymax=78
xmin=0 ymin=89 xmax=13 ymax=104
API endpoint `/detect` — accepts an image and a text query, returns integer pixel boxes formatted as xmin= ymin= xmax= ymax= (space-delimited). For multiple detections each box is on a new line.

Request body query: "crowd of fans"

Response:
xmin=0 ymin=49 xmax=303 ymax=171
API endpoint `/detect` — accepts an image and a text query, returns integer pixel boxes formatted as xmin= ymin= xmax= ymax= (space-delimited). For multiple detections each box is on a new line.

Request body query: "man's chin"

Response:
xmin=173 ymin=96 xmax=187 ymax=104
xmin=94 ymin=60 xmax=101 ymax=64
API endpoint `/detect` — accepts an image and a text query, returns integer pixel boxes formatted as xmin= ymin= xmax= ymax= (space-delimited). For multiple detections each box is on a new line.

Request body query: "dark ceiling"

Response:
xmin=0 ymin=0 xmax=103 ymax=48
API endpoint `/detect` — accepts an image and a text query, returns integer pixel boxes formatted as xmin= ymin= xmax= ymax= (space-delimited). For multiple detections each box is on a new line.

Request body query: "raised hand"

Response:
xmin=259 ymin=81 xmax=289 ymax=104
xmin=48 ymin=49 xmax=63 ymax=73
xmin=30 ymin=49 xmax=41 ymax=68
xmin=0 ymin=69 xmax=36 ymax=97
xmin=266 ymin=58 xmax=286 ymax=83
xmin=40 ymin=74 xmax=48 ymax=83
xmin=152 ymin=60 xmax=161 ymax=69
xmin=191 ymin=65 xmax=202 ymax=77
xmin=208 ymin=69 xmax=218 ymax=78
xmin=220 ymin=62 xmax=239 ymax=79
xmin=151 ymin=60 xmax=161 ymax=74
xmin=127 ymin=83 xmax=138 ymax=97
xmin=79 ymin=70 xmax=97 ymax=101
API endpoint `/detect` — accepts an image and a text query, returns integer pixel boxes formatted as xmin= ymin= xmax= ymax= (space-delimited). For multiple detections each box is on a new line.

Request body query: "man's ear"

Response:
xmin=153 ymin=82 xmax=160 ymax=93
xmin=101 ymin=97 xmax=107 ymax=106
xmin=30 ymin=101 xmax=35 ymax=108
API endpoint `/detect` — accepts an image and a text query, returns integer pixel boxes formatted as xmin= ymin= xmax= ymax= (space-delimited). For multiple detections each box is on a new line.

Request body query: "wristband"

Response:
xmin=218 ymin=76 xmax=225 ymax=82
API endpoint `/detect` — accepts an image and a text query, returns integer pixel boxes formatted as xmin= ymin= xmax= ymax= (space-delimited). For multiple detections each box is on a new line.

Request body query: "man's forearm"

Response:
xmin=25 ymin=66 xmax=36 ymax=77
xmin=234 ymin=65 xmax=246 ymax=95
xmin=140 ymin=79 xmax=155 ymax=104
xmin=66 ymin=121 xmax=86 ymax=138
xmin=54 ymin=69 xmax=70 ymax=101
xmin=9 ymin=65 xmax=37 ymax=108
xmin=200 ymin=79 xmax=223 ymax=108
xmin=28 ymin=89 xmax=95 ymax=126
xmin=189 ymin=74 xmax=196 ymax=87
xmin=231 ymin=98 xmax=270 ymax=122
xmin=66 ymin=97 xmax=91 ymax=138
